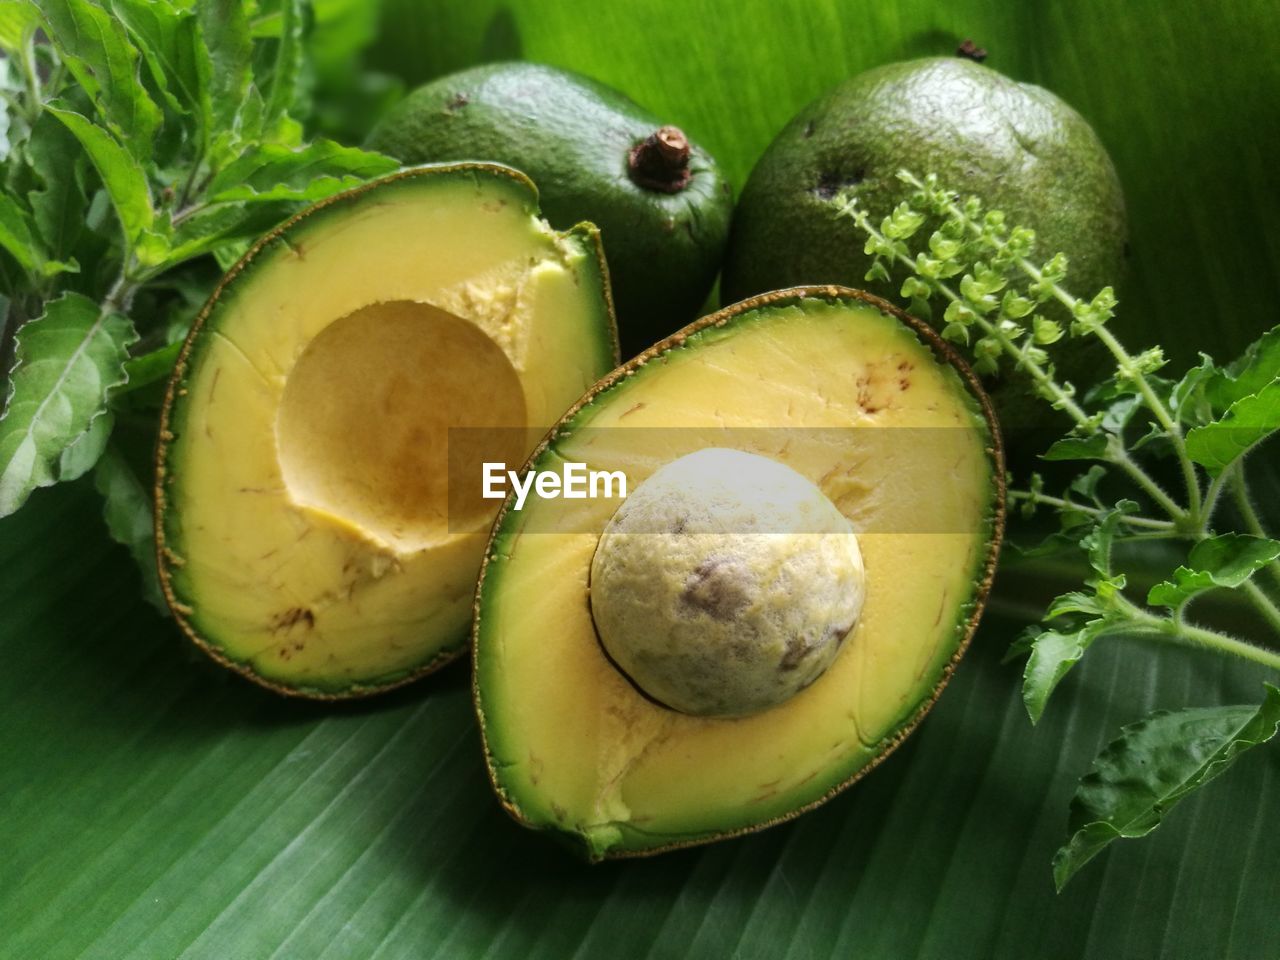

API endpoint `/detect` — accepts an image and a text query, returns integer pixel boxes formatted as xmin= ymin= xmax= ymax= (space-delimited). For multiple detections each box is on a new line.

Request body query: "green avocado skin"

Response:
xmin=368 ymin=62 xmax=733 ymax=355
xmin=722 ymin=57 xmax=1127 ymax=428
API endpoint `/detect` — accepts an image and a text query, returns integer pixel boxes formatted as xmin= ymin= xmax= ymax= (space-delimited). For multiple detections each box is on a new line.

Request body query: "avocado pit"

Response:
xmin=588 ymin=448 xmax=866 ymax=718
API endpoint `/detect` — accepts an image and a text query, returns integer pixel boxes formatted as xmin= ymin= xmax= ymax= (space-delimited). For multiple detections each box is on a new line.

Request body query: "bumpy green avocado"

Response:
xmin=368 ymin=62 xmax=733 ymax=355
xmin=723 ymin=57 xmax=1127 ymax=425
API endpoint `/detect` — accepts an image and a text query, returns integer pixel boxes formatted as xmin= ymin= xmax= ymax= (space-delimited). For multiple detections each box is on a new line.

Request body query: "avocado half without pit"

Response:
xmin=473 ymin=287 xmax=1004 ymax=859
xmin=155 ymin=163 xmax=618 ymax=697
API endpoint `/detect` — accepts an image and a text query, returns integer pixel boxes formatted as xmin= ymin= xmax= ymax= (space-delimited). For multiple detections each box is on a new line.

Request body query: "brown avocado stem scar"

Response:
xmin=628 ymin=125 xmax=693 ymax=194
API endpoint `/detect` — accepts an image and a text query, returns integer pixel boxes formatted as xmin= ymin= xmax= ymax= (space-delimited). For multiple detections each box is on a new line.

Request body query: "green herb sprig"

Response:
xmin=0 ymin=0 xmax=399 ymax=605
xmin=837 ymin=171 xmax=1280 ymax=889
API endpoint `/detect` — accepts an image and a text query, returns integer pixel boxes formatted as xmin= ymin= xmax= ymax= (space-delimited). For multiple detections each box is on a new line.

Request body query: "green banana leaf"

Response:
xmin=4 ymin=0 xmax=1280 ymax=957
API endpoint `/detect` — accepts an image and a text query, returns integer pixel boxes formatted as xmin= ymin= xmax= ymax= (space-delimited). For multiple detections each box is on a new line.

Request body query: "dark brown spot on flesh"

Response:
xmin=446 ymin=92 xmax=469 ymax=111
xmin=855 ymin=375 xmax=880 ymax=414
xmin=270 ymin=607 xmax=315 ymax=633
xmin=681 ymin=557 xmax=750 ymax=621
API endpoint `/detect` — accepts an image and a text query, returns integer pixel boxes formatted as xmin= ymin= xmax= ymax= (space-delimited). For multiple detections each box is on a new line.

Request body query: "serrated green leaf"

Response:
xmin=26 ymin=112 xmax=89 ymax=269
xmin=1131 ymin=421 xmax=1171 ymax=452
xmin=0 ymin=193 xmax=41 ymax=273
xmin=93 ymin=442 xmax=166 ymax=612
xmin=110 ymin=0 xmax=204 ymax=122
xmin=1046 ymin=591 xmax=1109 ymax=620
xmin=39 ymin=0 xmax=162 ymax=161
xmin=1099 ymin=394 xmax=1141 ymax=433
xmin=1003 ymin=623 xmax=1041 ymax=662
xmin=1068 ymin=464 xmax=1107 ymax=499
xmin=1207 ymin=324 xmax=1280 ymax=411
xmin=0 ymin=292 xmax=137 ymax=516
xmin=57 ymin=407 xmax=112 ymax=480
xmin=0 ymin=0 xmax=38 ymax=51
xmin=1042 ymin=433 xmax=1109 ymax=461
xmin=0 ymin=61 xmax=11 ymax=163
xmin=164 ymin=199 xmax=297 ymax=265
xmin=204 ymin=139 xmax=399 ymax=203
xmin=1053 ymin=685 xmax=1280 ymax=890
xmin=195 ymin=0 xmax=251 ymax=160
xmin=1171 ymin=353 xmax=1218 ymax=424
xmin=1082 ymin=500 xmax=1138 ymax=578
xmin=44 ymin=105 xmax=160 ymax=261
xmin=118 ymin=340 xmax=181 ymax=394
xmin=1022 ymin=623 xmax=1106 ymax=723
xmin=262 ymin=0 xmax=305 ymax=135
xmin=1185 ymin=378 xmax=1280 ymax=476
xmin=1148 ymin=533 xmax=1280 ymax=609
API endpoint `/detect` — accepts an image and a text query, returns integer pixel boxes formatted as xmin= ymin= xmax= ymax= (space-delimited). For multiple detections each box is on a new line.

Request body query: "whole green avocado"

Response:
xmin=368 ymin=62 xmax=733 ymax=355
xmin=722 ymin=57 xmax=1127 ymax=426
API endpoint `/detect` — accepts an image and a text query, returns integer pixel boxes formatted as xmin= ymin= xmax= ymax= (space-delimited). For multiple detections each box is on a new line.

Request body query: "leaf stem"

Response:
xmin=1007 ymin=488 xmax=1174 ymax=530
xmin=18 ymin=35 xmax=43 ymax=125
xmin=846 ymin=199 xmax=1188 ymax=523
xmin=1093 ymin=325 xmax=1204 ymax=521
xmin=846 ymin=205 xmax=1092 ymax=425
xmin=1242 ymin=581 xmax=1280 ymax=638
xmin=1107 ymin=442 xmax=1186 ymax=522
xmin=1201 ymin=463 xmax=1235 ymax=525
xmin=899 ymin=171 xmax=1205 ymax=522
xmin=1122 ymin=606 xmax=1280 ymax=671
xmin=1230 ymin=467 xmax=1280 ymax=591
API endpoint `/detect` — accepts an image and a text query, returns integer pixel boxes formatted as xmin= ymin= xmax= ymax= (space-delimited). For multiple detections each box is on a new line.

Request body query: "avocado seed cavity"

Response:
xmin=588 ymin=448 xmax=866 ymax=718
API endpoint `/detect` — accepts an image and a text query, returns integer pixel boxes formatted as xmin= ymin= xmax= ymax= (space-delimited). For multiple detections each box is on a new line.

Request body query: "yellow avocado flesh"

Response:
xmin=474 ymin=293 xmax=1000 ymax=858
xmin=157 ymin=165 xmax=616 ymax=696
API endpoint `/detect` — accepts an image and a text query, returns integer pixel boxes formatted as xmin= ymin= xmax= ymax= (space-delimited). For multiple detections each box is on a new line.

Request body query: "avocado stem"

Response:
xmin=628 ymin=126 xmax=692 ymax=194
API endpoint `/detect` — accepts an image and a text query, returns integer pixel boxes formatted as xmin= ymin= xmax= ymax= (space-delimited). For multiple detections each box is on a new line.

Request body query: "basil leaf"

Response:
xmin=93 ymin=442 xmax=166 ymax=612
xmin=0 ymin=193 xmax=41 ymax=274
xmin=44 ymin=105 xmax=164 ymax=263
xmin=1169 ymin=353 xmax=1218 ymax=425
xmin=118 ymin=341 xmax=182 ymax=394
xmin=39 ymin=0 xmax=162 ymax=161
xmin=1207 ymin=324 xmax=1280 ymax=411
xmin=0 ymin=292 xmax=137 ymax=516
xmin=27 ymin=113 xmax=89 ymax=269
xmin=1185 ymin=378 xmax=1280 ymax=477
xmin=195 ymin=0 xmax=251 ymax=161
xmin=1148 ymin=533 xmax=1280 ymax=609
xmin=262 ymin=0 xmax=305 ymax=135
xmin=1042 ymin=433 xmax=1109 ymax=461
xmin=0 ymin=0 xmax=38 ymax=53
xmin=204 ymin=140 xmax=399 ymax=204
xmin=57 ymin=407 xmax=113 ymax=481
xmin=164 ymin=200 xmax=297 ymax=265
xmin=1053 ymin=685 xmax=1280 ymax=890
xmin=1022 ymin=623 xmax=1108 ymax=724
xmin=1081 ymin=500 xmax=1138 ymax=578
xmin=110 ymin=0 xmax=204 ymax=123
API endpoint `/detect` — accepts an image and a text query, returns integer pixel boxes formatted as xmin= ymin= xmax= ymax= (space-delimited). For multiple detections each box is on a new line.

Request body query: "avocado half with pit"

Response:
xmin=473 ymin=287 xmax=1003 ymax=859
xmin=156 ymin=163 xmax=618 ymax=697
